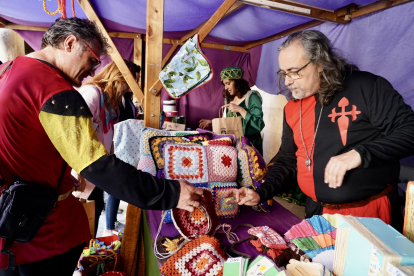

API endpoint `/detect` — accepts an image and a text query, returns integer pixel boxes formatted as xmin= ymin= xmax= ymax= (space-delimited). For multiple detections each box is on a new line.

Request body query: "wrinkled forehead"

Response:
xmin=278 ymin=42 xmax=307 ymax=70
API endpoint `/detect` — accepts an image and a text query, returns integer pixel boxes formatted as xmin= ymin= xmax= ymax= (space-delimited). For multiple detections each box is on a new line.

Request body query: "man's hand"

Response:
xmin=176 ymin=180 xmax=204 ymax=212
xmin=223 ymin=187 xmax=260 ymax=206
xmin=324 ymin=149 xmax=361 ymax=188
xmin=199 ymin=119 xmax=212 ymax=129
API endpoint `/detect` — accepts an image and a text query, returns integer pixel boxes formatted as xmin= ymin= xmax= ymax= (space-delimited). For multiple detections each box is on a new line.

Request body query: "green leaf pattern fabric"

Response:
xmin=159 ymin=34 xmax=213 ymax=99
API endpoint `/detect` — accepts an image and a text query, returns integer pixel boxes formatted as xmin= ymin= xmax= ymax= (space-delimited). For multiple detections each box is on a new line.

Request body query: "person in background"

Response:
xmin=0 ymin=17 xmax=202 ymax=276
xmin=76 ymin=59 xmax=138 ymax=237
xmin=104 ymin=63 xmax=141 ymax=236
xmin=225 ymin=30 xmax=414 ymax=232
xmin=199 ymin=66 xmax=265 ymax=155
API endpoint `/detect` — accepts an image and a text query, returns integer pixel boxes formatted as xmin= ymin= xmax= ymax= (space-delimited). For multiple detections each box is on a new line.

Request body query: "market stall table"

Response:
xmin=143 ymin=200 xmax=302 ymax=276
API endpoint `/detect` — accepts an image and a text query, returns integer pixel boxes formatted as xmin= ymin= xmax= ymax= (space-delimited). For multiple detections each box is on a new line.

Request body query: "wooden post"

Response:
xmin=144 ymin=0 xmax=164 ymax=128
xmin=77 ymin=0 xmax=144 ymax=102
xmin=133 ymin=35 xmax=143 ymax=107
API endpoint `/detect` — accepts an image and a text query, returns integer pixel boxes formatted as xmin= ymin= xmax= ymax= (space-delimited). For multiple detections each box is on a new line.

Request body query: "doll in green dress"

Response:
xmin=199 ymin=66 xmax=265 ymax=155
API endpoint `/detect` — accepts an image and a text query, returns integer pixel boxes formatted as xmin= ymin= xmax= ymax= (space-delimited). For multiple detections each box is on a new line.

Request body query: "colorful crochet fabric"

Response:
xmin=248 ymin=226 xmax=287 ymax=250
xmin=149 ymin=136 xmax=189 ymax=170
xmin=160 ymin=235 xmax=226 ymax=276
xmin=201 ymin=137 xmax=233 ymax=147
xmin=196 ymin=128 xmax=235 ymax=144
xmin=171 ymin=190 xmax=218 ymax=240
xmin=113 ymin=119 xmax=144 ymax=168
xmin=163 ymin=183 xmax=209 ymax=224
xmin=209 ymin=182 xmax=239 ymax=218
xmin=139 ymin=127 xmax=171 ymax=157
xmin=170 ymin=131 xmax=199 ymax=136
xmin=184 ymin=133 xmax=212 ymax=143
xmin=164 ymin=144 xmax=208 ymax=183
xmin=205 ymin=145 xmax=238 ymax=182
xmin=236 ymin=137 xmax=271 ymax=213
xmin=137 ymin=155 xmax=157 ymax=176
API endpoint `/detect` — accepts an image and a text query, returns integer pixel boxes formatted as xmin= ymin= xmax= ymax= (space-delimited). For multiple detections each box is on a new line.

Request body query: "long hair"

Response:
xmin=278 ymin=30 xmax=359 ymax=106
xmin=83 ymin=60 xmax=137 ymax=107
xmin=222 ymin=78 xmax=251 ymax=102
xmin=42 ymin=17 xmax=109 ymax=56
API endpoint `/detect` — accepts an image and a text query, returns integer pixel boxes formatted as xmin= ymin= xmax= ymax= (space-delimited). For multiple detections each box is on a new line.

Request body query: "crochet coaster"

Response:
xmin=160 ymin=235 xmax=226 ymax=276
xmin=164 ymin=143 xmax=208 ymax=183
xmin=171 ymin=190 xmax=219 ymax=240
xmin=205 ymin=145 xmax=238 ymax=182
xmin=248 ymin=226 xmax=287 ymax=250
xmin=163 ymin=183 xmax=209 ymax=224
xmin=201 ymin=137 xmax=233 ymax=147
xmin=209 ymin=182 xmax=239 ymax=219
xmin=236 ymin=137 xmax=271 ymax=213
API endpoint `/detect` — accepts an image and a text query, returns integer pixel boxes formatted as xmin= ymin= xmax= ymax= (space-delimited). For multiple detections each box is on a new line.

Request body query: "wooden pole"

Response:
xmin=144 ymin=0 xmax=164 ymax=128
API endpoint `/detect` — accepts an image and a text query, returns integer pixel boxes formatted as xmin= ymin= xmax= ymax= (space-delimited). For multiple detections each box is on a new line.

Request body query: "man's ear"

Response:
xmin=63 ymin=35 xmax=78 ymax=52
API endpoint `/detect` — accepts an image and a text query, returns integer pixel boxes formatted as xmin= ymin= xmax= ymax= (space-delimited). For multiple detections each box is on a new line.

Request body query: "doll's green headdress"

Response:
xmin=220 ymin=66 xmax=244 ymax=81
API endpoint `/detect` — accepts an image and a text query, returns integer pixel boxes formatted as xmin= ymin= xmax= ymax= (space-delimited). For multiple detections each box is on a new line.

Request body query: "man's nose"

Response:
xmin=284 ymin=76 xmax=294 ymax=86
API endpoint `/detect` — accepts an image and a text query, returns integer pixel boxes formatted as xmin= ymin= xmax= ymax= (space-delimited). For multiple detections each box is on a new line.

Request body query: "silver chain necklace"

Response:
xmin=299 ymin=100 xmax=323 ymax=171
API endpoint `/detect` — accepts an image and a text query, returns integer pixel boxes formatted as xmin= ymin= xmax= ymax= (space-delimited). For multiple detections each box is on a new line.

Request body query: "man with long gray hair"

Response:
xmin=226 ymin=30 xmax=414 ymax=232
xmin=0 ymin=17 xmax=202 ymax=275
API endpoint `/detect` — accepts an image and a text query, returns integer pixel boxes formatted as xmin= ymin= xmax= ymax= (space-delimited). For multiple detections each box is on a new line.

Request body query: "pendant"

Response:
xmin=305 ymin=158 xmax=311 ymax=171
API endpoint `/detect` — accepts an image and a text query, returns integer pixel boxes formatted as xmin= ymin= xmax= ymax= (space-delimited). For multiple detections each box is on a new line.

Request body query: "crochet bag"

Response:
xmin=160 ymin=235 xmax=226 ymax=276
xmin=159 ymin=34 xmax=213 ymax=99
xmin=235 ymin=136 xmax=271 ymax=213
xmin=209 ymin=182 xmax=240 ymax=219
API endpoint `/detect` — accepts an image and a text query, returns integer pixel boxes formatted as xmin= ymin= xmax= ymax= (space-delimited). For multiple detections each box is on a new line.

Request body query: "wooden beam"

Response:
xmin=239 ymin=0 xmax=349 ymax=24
xmin=107 ymin=31 xmax=141 ymax=39
xmin=4 ymin=24 xmax=48 ymax=32
xmin=144 ymin=0 xmax=164 ymax=128
xmin=134 ymin=36 xmax=143 ymax=89
xmin=0 ymin=17 xmax=9 ymax=26
xmin=198 ymin=0 xmax=237 ymax=42
xmin=180 ymin=2 xmax=245 ymax=42
xmin=351 ymin=0 xmax=414 ymax=19
xmin=77 ymin=0 xmax=144 ymax=101
xmin=243 ymin=20 xmax=323 ymax=49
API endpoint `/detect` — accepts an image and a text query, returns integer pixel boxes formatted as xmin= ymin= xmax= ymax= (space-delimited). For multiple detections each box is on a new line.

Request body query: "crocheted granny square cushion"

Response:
xmin=139 ymin=127 xmax=171 ymax=157
xmin=201 ymin=137 xmax=233 ymax=147
xmin=236 ymin=137 xmax=271 ymax=213
xmin=209 ymin=182 xmax=239 ymax=218
xmin=163 ymin=183 xmax=209 ymax=224
xmin=205 ymin=145 xmax=237 ymax=182
xmin=164 ymin=144 xmax=208 ymax=183
xmin=248 ymin=226 xmax=287 ymax=250
xmin=160 ymin=235 xmax=226 ymax=276
xmin=171 ymin=190 xmax=219 ymax=240
xmin=184 ymin=133 xmax=213 ymax=143
xmin=196 ymin=128 xmax=235 ymax=144
xmin=149 ymin=136 xmax=190 ymax=170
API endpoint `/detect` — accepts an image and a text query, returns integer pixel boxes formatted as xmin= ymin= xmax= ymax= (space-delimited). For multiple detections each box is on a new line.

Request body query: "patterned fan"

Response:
xmin=284 ymin=214 xmax=338 ymax=271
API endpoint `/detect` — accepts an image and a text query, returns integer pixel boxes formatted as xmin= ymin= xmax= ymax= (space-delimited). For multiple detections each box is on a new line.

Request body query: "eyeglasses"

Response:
xmin=277 ymin=61 xmax=311 ymax=80
xmin=81 ymin=41 xmax=101 ymax=72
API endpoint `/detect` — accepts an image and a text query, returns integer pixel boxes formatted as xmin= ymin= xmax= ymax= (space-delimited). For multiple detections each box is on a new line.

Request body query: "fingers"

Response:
xmin=324 ymin=150 xmax=361 ymax=188
xmin=176 ymin=180 xmax=203 ymax=212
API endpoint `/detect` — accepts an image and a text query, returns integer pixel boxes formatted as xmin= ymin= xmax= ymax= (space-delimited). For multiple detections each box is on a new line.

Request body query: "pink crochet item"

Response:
xmin=164 ymin=144 xmax=208 ymax=183
xmin=171 ymin=190 xmax=218 ymax=240
xmin=160 ymin=235 xmax=226 ymax=276
xmin=248 ymin=226 xmax=287 ymax=250
xmin=205 ymin=145 xmax=237 ymax=182
xmin=137 ymin=155 xmax=156 ymax=176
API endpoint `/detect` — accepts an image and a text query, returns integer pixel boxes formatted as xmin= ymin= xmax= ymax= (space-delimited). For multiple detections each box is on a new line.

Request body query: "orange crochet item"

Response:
xmin=160 ymin=235 xmax=227 ymax=276
xmin=172 ymin=190 xmax=219 ymax=240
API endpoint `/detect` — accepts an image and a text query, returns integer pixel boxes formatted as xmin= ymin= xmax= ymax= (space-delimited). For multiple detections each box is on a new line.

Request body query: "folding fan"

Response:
xmin=284 ymin=214 xmax=339 ymax=271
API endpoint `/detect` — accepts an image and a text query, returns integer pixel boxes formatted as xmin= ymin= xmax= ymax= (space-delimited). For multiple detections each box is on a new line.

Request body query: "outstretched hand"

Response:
xmin=223 ymin=187 xmax=260 ymax=206
xmin=324 ymin=149 xmax=361 ymax=188
xmin=199 ymin=119 xmax=212 ymax=129
xmin=176 ymin=180 xmax=204 ymax=212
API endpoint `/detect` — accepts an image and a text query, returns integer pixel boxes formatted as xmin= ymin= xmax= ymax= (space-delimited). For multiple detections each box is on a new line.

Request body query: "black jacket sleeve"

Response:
xmin=256 ymin=111 xmax=297 ymax=202
xmin=353 ymin=76 xmax=414 ymax=167
xmin=81 ymin=154 xmax=180 ymax=210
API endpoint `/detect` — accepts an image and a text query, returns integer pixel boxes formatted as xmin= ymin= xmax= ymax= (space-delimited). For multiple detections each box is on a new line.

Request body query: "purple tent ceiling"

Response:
xmin=1 ymin=0 xmax=414 ymax=133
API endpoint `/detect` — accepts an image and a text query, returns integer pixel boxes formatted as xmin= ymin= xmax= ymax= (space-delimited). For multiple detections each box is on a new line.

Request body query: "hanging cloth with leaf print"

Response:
xmin=159 ymin=34 xmax=214 ymax=99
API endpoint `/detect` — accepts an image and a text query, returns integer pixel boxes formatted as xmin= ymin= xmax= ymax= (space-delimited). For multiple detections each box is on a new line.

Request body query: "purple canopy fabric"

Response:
xmin=2 ymin=0 xmax=414 ymax=130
